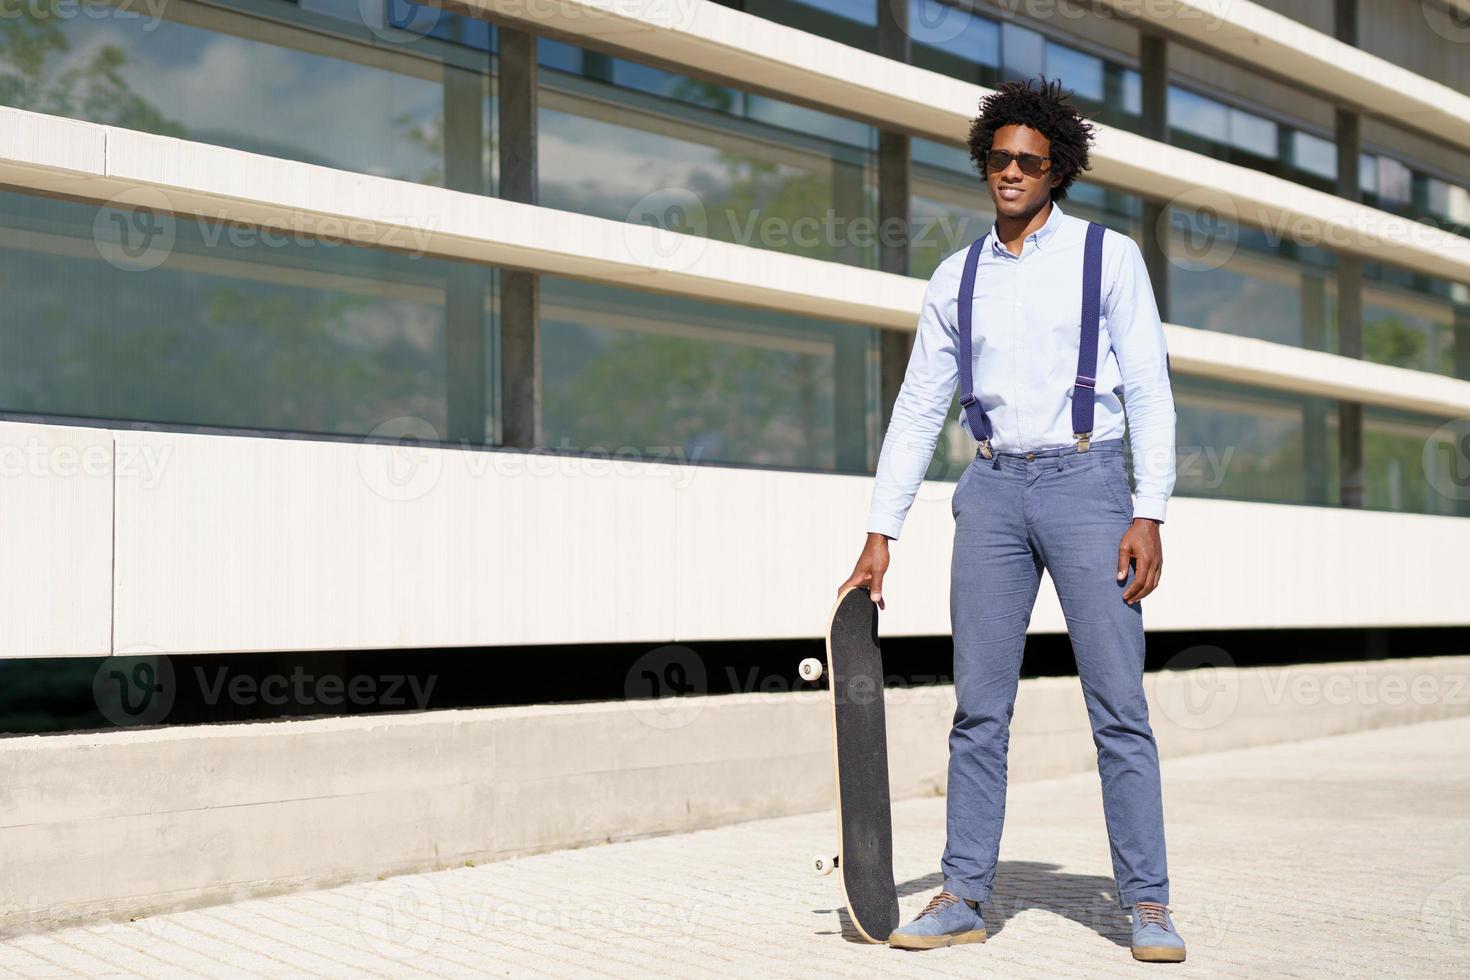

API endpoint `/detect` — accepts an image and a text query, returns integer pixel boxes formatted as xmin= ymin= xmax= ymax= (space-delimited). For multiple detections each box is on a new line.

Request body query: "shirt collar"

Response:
xmin=989 ymin=200 xmax=1065 ymax=255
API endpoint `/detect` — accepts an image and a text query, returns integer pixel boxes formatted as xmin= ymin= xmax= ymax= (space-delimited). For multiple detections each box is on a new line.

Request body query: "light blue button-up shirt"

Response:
xmin=867 ymin=201 xmax=1176 ymax=540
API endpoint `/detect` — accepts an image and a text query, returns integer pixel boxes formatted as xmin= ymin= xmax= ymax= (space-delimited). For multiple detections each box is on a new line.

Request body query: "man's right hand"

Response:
xmin=840 ymin=532 xmax=892 ymax=610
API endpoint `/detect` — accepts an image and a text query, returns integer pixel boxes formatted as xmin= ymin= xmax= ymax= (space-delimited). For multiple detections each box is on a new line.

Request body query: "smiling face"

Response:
xmin=986 ymin=123 xmax=1063 ymax=220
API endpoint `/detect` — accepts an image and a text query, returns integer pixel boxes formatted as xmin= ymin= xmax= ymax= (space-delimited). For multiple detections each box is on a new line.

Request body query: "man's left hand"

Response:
xmin=1117 ymin=517 xmax=1162 ymax=603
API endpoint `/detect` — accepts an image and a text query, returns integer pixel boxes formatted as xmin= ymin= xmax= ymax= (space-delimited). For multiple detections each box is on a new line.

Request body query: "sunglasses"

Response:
xmin=986 ymin=149 xmax=1052 ymax=178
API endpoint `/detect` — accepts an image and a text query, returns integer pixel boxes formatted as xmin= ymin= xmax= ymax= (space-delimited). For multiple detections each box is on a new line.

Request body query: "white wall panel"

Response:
xmin=0 ymin=422 xmax=112 ymax=658
xmin=99 ymin=426 xmax=1470 ymax=655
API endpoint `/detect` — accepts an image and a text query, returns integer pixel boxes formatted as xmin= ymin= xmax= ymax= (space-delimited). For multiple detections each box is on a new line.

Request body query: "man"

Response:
xmin=840 ymin=77 xmax=1184 ymax=963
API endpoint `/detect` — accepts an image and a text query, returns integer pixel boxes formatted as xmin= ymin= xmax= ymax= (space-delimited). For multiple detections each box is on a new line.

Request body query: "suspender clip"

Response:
xmin=1074 ymin=432 xmax=1091 ymax=453
xmin=977 ymin=437 xmax=993 ymax=460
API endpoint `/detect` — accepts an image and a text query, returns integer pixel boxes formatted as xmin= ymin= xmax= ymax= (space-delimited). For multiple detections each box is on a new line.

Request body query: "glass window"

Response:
xmin=1169 ymin=87 xmax=1229 ymax=143
xmin=0 ymin=0 xmax=491 ymax=192
xmin=1377 ymin=155 xmax=1413 ymax=204
xmin=910 ymin=0 xmax=1000 ymax=63
xmin=1173 ymin=376 xmax=1338 ymax=507
xmin=790 ymin=0 xmax=876 ymax=23
xmin=1229 ymin=107 xmax=1278 ymax=158
xmin=541 ymin=277 xmax=879 ymax=473
xmin=1364 ymin=409 xmax=1470 ymax=517
xmin=0 ymin=189 xmax=492 ymax=442
xmin=1001 ymin=21 xmax=1044 ymax=82
xmin=1291 ymin=131 xmax=1337 ymax=180
xmin=539 ymin=80 xmax=877 ymax=269
xmin=1045 ymin=43 xmax=1104 ymax=102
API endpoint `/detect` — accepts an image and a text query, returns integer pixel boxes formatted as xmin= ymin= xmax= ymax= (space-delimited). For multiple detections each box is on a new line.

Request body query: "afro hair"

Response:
xmin=967 ymin=75 xmax=1097 ymax=202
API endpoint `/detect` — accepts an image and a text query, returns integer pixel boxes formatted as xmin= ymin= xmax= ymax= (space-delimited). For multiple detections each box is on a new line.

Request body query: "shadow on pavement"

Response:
xmin=819 ymin=862 xmax=1130 ymax=948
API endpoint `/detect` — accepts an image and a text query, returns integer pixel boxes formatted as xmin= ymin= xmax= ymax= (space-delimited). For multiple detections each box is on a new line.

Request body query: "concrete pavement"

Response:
xmin=2 ymin=715 xmax=1467 ymax=978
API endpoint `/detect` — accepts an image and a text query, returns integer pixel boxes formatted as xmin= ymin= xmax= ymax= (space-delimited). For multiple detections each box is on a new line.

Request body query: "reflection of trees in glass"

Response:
xmin=396 ymin=109 xmax=446 ymax=187
xmin=50 ymin=277 xmax=444 ymax=435
xmin=1364 ymin=316 xmax=1426 ymax=369
xmin=0 ymin=14 xmax=184 ymax=135
xmin=704 ymin=151 xmax=871 ymax=266
xmin=545 ymin=328 xmax=833 ymax=468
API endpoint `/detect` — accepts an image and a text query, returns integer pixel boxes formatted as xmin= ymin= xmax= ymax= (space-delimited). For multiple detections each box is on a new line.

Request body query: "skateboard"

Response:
xmin=799 ymin=584 xmax=900 ymax=944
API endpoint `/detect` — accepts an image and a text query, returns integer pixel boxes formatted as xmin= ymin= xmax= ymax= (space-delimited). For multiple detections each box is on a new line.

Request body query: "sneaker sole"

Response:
xmin=1132 ymin=946 xmax=1186 ymax=963
xmin=887 ymin=929 xmax=987 ymax=950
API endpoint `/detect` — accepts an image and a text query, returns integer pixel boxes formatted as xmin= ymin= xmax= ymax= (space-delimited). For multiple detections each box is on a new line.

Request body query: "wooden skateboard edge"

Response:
xmin=823 ymin=583 xmax=892 ymax=946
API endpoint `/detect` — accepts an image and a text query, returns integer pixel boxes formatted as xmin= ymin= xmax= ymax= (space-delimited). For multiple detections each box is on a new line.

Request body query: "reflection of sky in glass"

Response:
xmin=0 ymin=12 xmax=445 ymax=183
xmin=1292 ymin=131 xmax=1337 ymax=179
xmin=0 ymin=190 xmax=454 ymax=436
xmin=1045 ymin=43 xmax=1103 ymax=102
xmin=790 ymin=0 xmax=876 ymax=24
xmin=1169 ymin=87 xmax=1228 ymax=141
xmin=910 ymin=0 xmax=999 ymax=63
xmin=1229 ymin=108 xmax=1277 ymax=158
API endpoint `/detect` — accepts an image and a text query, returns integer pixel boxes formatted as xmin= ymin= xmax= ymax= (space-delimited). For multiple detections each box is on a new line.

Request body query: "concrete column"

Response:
xmin=1139 ymin=31 xmax=1170 ymax=322
xmin=444 ymin=64 xmax=488 ymax=446
xmin=498 ymin=28 xmax=542 ymax=449
xmin=876 ymin=0 xmax=913 ymax=462
xmin=1453 ymin=305 xmax=1470 ymax=382
xmin=1335 ymin=1 xmax=1365 ymax=507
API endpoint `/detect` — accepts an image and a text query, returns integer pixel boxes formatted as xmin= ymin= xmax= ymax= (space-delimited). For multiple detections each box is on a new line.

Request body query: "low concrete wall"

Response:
xmin=2 ymin=655 xmax=1466 ymax=936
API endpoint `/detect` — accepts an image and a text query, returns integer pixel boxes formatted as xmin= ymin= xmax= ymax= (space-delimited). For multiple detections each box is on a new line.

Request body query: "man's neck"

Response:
xmin=995 ymin=201 xmax=1051 ymax=257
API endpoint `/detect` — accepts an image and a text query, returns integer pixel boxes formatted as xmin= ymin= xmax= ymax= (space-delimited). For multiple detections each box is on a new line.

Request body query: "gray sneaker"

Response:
xmin=1131 ymin=901 xmax=1186 ymax=963
xmin=887 ymin=890 xmax=987 ymax=950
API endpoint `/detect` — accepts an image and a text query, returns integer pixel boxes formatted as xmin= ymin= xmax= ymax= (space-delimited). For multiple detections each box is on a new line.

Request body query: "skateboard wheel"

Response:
xmin=798 ymin=658 xmax=824 ymax=682
xmin=813 ymin=853 xmax=838 ymax=876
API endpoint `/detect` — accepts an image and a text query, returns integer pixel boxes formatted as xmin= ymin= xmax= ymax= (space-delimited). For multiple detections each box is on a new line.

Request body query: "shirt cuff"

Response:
xmin=1132 ymin=495 xmax=1167 ymax=523
xmin=866 ymin=514 xmax=904 ymax=540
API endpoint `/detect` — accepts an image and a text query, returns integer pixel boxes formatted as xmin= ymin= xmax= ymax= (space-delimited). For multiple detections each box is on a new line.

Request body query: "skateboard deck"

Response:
xmin=819 ymin=584 xmax=900 ymax=943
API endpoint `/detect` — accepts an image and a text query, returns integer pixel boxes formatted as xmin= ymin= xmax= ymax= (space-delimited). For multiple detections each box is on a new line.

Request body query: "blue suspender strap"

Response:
xmin=1072 ymin=220 xmax=1106 ymax=451
xmin=957 ymin=233 xmax=994 ymax=458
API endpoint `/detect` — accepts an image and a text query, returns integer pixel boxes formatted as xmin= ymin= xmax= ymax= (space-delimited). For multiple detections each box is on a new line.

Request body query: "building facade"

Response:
xmin=0 ymin=0 xmax=1468 ymax=662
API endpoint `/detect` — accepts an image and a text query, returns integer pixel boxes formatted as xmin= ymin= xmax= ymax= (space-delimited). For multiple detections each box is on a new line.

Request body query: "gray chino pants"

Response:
xmin=941 ymin=436 xmax=1169 ymax=909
